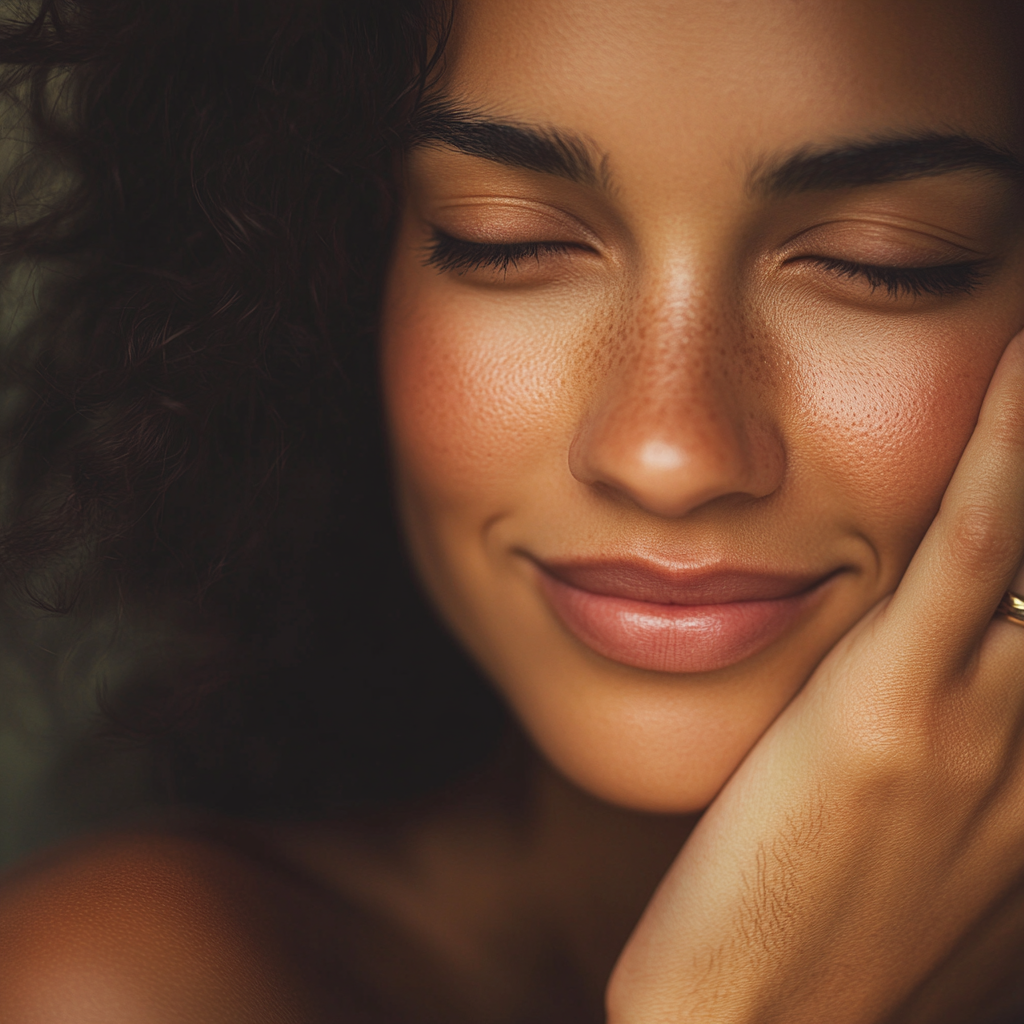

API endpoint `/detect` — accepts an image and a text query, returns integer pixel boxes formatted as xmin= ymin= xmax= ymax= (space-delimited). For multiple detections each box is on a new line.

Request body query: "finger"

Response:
xmin=988 ymin=555 xmax=1024 ymax=637
xmin=886 ymin=329 xmax=1024 ymax=660
xmin=1011 ymin=557 xmax=1024 ymax=595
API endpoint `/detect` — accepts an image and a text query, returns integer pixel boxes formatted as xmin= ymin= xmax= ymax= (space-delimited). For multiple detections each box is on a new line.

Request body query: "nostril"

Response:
xmin=567 ymin=352 xmax=786 ymax=518
xmin=569 ymin=410 xmax=785 ymax=519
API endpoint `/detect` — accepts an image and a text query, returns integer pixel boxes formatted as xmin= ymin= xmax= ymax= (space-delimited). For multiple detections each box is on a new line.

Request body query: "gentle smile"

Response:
xmin=534 ymin=560 xmax=835 ymax=674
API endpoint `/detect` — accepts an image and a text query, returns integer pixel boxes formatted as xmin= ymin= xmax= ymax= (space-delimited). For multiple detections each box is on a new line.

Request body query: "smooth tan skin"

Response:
xmin=3 ymin=1 xmax=1024 ymax=1022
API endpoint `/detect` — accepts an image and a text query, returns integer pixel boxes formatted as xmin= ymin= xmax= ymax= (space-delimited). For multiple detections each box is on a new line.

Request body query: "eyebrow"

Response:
xmin=408 ymin=102 xmax=609 ymax=189
xmin=753 ymin=134 xmax=1024 ymax=195
xmin=409 ymin=104 xmax=1024 ymax=200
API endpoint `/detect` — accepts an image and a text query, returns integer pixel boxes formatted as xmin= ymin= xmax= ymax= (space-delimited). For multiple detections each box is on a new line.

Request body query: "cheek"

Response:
xmin=381 ymin=261 xmax=588 ymax=508
xmin=782 ymin=307 xmax=1010 ymax=571
xmin=384 ymin=315 xmax=544 ymax=501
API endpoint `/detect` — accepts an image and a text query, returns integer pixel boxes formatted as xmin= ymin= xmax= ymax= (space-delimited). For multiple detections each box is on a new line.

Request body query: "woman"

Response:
xmin=1 ymin=0 xmax=1023 ymax=1021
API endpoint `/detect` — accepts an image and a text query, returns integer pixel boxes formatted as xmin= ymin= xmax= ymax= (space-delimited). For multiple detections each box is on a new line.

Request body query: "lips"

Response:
xmin=535 ymin=559 xmax=829 ymax=674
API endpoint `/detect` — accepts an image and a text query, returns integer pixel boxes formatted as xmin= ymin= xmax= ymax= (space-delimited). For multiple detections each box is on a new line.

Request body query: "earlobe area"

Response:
xmin=0 ymin=830 xmax=315 ymax=1024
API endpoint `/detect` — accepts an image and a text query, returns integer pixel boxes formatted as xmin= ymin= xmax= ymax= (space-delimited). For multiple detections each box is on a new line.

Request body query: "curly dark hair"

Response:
xmin=0 ymin=0 xmax=506 ymax=815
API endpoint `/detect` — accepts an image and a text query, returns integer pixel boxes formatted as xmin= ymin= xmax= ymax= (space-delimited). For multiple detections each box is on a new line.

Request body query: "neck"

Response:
xmin=266 ymin=731 xmax=697 ymax=1021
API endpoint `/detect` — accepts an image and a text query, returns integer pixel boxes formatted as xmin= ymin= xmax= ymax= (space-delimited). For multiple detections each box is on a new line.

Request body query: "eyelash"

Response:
xmin=424 ymin=230 xmax=989 ymax=299
xmin=423 ymin=231 xmax=581 ymax=275
xmin=803 ymin=257 xmax=989 ymax=298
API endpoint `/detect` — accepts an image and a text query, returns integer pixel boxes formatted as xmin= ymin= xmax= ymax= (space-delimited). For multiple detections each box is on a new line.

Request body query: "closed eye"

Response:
xmin=424 ymin=230 xmax=992 ymax=298
xmin=423 ymin=229 xmax=589 ymax=275
xmin=802 ymin=256 xmax=991 ymax=298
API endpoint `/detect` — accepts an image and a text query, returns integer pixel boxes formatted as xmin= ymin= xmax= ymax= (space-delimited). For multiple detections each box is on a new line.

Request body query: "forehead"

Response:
xmin=441 ymin=0 xmax=1024 ymax=180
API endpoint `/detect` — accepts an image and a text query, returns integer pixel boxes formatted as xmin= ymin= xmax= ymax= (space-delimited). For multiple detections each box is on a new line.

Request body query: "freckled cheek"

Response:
xmin=794 ymin=328 xmax=1000 ymax=566
xmin=380 ymin=273 xmax=571 ymax=509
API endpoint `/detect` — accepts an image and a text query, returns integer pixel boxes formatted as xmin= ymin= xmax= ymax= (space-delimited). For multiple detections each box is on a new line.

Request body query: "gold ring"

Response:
xmin=996 ymin=590 xmax=1024 ymax=626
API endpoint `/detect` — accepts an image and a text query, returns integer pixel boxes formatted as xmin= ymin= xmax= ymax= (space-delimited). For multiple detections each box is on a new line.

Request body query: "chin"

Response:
xmin=522 ymin=707 xmax=767 ymax=814
xmin=409 ymin=537 xmax=842 ymax=816
xmin=546 ymin=740 xmax=744 ymax=815
xmin=483 ymin=637 xmax=807 ymax=814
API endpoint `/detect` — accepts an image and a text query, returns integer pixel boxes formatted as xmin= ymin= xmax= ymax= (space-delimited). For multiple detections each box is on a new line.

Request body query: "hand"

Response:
xmin=608 ymin=331 xmax=1024 ymax=1024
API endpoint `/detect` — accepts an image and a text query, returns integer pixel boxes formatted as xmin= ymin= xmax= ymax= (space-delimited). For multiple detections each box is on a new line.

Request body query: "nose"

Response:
xmin=568 ymin=289 xmax=785 ymax=519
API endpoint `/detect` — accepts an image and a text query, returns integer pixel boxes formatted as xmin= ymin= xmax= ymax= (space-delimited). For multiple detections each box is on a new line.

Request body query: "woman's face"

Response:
xmin=381 ymin=0 xmax=1024 ymax=812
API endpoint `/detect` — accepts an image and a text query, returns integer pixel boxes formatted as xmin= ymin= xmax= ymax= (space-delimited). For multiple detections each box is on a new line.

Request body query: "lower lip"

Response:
xmin=537 ymin=572 xmax=821 ymax=674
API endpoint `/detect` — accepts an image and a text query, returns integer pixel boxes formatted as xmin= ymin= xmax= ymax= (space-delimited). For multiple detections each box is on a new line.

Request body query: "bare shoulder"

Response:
xmin=0 ymin=825 xmax=324 ymax=1024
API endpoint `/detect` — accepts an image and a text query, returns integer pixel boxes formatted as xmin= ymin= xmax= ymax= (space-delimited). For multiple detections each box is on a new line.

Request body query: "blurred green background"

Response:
xmin=0 ymin=148 xmax=160 ymax=865
xmin=0 ymin=605 xmax=159 ymax=867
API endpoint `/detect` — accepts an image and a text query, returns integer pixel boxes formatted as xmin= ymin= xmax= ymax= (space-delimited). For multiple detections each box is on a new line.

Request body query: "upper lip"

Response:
xmin=534 ymin=558 xmax=832 ymax=605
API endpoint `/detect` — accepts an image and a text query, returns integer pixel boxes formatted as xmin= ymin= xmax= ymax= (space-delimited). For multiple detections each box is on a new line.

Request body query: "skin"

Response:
xmin=382 ymin=0 xmax=1024 ymax=1019
xmin=3 ymin=1 xmax=1024 ymax=1021
xmin=383 ymin=0 xmax=1024 ymax=811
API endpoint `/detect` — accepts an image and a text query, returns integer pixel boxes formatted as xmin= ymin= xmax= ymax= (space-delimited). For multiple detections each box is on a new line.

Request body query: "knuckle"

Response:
xmin=832 ymin=688 xmax=933 ymax=779
xmin=943 ymin=501 xmax=1020 ymax=577
xmin=987 ymin=390 xmax=1024 ymax=455
xmin=834 ymin=681 xmax=1015 ymax=803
